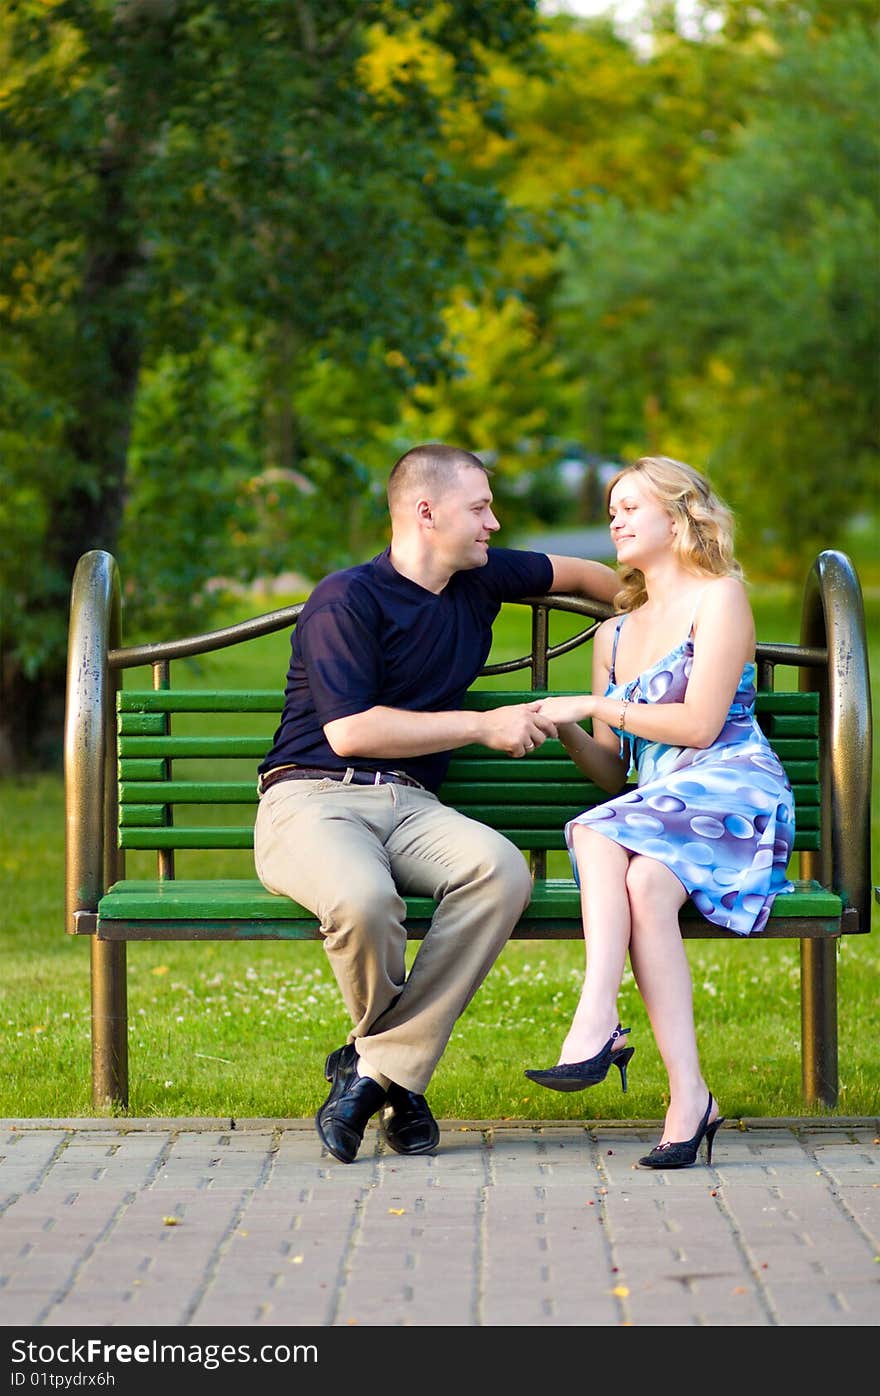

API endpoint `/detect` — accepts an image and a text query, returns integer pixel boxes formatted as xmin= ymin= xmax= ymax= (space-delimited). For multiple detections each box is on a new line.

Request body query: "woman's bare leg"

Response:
xmin=625 ymin=855 xmax=720 ymax=1140
xmin=557 ymin=826 xmax=632 ymax=1065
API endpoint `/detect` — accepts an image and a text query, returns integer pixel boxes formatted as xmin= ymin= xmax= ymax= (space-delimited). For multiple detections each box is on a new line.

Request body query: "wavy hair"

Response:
xmin=607 ymin=456 xmax=743 ymax=612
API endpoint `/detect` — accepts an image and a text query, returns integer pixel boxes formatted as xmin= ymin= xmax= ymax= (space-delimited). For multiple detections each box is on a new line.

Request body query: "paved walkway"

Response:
xmin=1 ymin=1116 xmax=878 ymax=1330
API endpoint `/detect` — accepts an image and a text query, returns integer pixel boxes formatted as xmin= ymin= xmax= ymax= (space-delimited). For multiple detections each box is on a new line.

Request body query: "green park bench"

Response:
xmin=65 ymin=549 xmax=872 ymax=1111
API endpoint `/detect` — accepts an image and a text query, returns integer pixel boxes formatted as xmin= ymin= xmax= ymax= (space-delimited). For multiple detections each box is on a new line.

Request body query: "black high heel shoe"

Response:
xmin=524 ymin=1024 xmax=634 ymax=1093
xmin=638 ymin=1093 xmax=725 ymax=1169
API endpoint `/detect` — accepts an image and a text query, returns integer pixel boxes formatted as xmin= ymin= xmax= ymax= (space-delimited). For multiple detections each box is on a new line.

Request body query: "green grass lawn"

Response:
xmin=2 ymin=566 xmax=877 ymax=1122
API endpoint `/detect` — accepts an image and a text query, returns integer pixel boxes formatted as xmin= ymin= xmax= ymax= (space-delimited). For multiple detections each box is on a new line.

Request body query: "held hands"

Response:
xmin=481 ymin=701 xmax=558 ymax=758
xmin=533 ymin=694 xmax=594 ymax=726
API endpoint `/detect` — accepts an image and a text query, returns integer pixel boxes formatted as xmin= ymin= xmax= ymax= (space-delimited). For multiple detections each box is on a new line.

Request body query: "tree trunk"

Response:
xmin=0 ymin=46 xmax=148 ymax=771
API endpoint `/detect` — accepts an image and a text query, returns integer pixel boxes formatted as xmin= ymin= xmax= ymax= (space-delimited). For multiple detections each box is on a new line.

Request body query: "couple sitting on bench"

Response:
xmin=254 ymin=443 xmax=794 ymax=1169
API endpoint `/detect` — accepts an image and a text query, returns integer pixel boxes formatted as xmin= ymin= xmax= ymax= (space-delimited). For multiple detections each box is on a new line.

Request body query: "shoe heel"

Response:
xmin=614 ymin=1046 xmax=635 ymax=1093
xmin=705 ymin=1116 xmax=725 ymax=1166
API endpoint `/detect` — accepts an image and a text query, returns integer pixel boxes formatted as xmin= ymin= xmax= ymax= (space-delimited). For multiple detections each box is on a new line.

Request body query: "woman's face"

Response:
xmin=608 ymin=473 xmax=676 ymax=568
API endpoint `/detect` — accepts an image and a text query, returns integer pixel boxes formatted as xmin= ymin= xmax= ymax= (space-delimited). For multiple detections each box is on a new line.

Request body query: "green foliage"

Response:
xmin=556 ymin=18 xmax=880 ymax=571
xmin=0 ymin=1 xmax=541 ymax=731
xmin=2 ymin=0 xmax=878 ymax=759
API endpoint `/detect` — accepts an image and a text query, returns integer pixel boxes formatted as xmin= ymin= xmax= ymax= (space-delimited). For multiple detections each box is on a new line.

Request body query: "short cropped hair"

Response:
xmin=607 ymin=455 xmax=743 ymax=612
xmin=387 ymin=443 xmax=490 ymax=515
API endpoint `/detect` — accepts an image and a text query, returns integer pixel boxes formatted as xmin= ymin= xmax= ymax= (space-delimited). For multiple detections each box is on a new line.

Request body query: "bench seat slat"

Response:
xmin=117 ymin=779 xmax=821 ymax=810
xmin=119 ymin=691 xmax=283 ymax=712
xmin=116 ymin=753 xmax=819 ymax=785
xmin=119 ymin=736 xmax=271 ymax=758
xmin=754 ymin=693 xmax=819 ymax=713
xmin=118 ymin=819 xmax=820 ymax=850
xmin=444 ymin=772 xmax=819 ymax=800
xmin=763 ymin=715 xmax=820 ymax=736
xmin=445 ymin=755 xmax=817 ymax=782
xmin=93 ymin=917 xmax=847 ymax=941
xmin=97 ymin=876 xmax=842 ymax=920
xmin=119 ymin=713 xmax=168 ymax=735
xmin=116 ymin=828 xmax=582 ymax=850
xmin=767 ymin=738 xmax=820 ymax=758
xmin=95 ymin=877 xmax=844 ymax=942
xmin=119 ymin=805 xmax=167 ymax=827
xmin=120 ymin=828 xmax=256 ymax=848
xmin=118 ymin=829 xmax=821 ymax=851
xmin=119 ymin=759 xmax=167 ymax=779
xmin=119 ymin=687 xmax=820 ymax=712
xmin=119 ymin=781 xmax=258 ymax=804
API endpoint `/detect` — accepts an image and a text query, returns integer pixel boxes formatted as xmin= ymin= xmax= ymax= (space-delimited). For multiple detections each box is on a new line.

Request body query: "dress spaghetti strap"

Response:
xmin=609 ymin=615 xmax=626 ymax=683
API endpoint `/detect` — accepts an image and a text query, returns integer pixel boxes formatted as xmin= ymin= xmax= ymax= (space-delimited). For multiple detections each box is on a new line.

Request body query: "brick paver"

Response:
xmin=1 ymin=1118 xmax=877 ymax=1327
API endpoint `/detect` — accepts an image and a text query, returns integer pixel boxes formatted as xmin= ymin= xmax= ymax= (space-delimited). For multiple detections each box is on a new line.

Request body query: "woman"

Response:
xmin=525 ymin=456 xmax=795 ymax=1168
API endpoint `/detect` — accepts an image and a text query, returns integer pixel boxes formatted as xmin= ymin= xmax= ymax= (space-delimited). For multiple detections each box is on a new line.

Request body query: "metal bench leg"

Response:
xmin=801 ymin=938 xmax=838 ymax=1107
xmin=91 ymin=938 xmax=128 ymax=1109
xmin=799 ymin=550 xmax=871 ymax=1110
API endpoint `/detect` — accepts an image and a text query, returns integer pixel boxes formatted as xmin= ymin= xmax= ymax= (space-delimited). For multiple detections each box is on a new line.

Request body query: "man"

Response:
xmin=254 ymin=443 xmax=617 ymax=1163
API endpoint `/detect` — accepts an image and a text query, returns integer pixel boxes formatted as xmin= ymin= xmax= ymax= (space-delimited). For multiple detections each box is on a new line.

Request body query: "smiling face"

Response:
xmin=426 ymin=463 xmax=501 ymax=572
xmin=608 ymin=471 xmax=676 ymax=569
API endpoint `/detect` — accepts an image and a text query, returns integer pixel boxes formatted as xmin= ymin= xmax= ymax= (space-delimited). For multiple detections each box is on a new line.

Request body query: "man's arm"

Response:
xmin=545 ymin=553 xmax=618 ymax=603
xmin=325 ymin=702 xmax=557 ymax=762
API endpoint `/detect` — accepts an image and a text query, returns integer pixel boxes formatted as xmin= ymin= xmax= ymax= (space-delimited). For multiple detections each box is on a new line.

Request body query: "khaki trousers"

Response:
xmin=253 ymin=778 xmax=532 ymax=1093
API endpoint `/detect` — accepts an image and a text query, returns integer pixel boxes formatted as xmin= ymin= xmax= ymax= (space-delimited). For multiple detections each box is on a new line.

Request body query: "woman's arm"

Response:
xmin=540 ymin=618 xmax=630 ymax=793
xmin=540 ymin=579 xmax=755 ymax=754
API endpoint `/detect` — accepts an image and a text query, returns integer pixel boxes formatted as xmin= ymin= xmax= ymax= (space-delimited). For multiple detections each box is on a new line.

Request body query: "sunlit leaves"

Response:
xmin=555 ymin=18 xmax=879 ymax=566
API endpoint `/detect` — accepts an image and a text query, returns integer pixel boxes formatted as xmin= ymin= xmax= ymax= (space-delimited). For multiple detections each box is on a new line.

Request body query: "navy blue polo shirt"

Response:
xmin=260 ymin=546 xmax=553 ymax=793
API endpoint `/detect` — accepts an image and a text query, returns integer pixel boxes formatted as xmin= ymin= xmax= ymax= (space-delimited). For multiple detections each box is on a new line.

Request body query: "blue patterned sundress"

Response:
xmin=564 ymin=613 xmax=796 ymax=936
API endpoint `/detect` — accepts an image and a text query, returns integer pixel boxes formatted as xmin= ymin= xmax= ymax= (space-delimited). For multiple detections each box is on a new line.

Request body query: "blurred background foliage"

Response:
xmin=1 ymin=0 xmax=877 ymax=768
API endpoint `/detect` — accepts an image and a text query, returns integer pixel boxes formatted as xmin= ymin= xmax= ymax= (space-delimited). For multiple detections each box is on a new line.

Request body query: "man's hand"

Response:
xmin=325 ymin=702 xmax=556 ymax=761
xmin=480 ymin=701 xmax=558 ymax=758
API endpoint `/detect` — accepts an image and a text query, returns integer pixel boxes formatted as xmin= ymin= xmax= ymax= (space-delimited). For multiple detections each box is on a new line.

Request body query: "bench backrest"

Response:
xmin=115 ymin=687 xmax=821 ymax=869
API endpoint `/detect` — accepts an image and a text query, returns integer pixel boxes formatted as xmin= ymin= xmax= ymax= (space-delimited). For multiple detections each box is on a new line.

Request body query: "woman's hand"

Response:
xmin=535 ymin=694 xmax=594 ymax=725
xmin=535 ymin=692 xmax=627 ymax=792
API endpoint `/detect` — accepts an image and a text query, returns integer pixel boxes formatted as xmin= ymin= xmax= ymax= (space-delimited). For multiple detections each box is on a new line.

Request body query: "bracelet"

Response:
xmin=619 ymin=700 xmax=629 ymax=732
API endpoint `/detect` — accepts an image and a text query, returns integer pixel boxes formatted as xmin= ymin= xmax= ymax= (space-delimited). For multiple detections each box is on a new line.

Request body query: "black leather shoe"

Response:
xmin=315 ymin=1043 xmax=387 ymax=1164
xmin=380 ymin=1082 xmax=440 ymax=1156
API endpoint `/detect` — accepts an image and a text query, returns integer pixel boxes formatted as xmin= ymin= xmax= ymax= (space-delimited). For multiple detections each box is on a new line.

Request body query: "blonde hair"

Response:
xmin=607 ymin=455 xmax=743 ymax=612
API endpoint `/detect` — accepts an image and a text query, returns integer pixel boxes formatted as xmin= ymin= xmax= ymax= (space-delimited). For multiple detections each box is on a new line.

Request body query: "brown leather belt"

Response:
xmin=258 ymin=764 xmax=426 ymax=795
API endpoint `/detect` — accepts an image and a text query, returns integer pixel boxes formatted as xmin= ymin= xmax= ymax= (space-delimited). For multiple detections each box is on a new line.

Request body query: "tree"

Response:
xmin=0 ymin=0 xmax=540 ymax=768
xmin=384 ymin=8 xmax=770 ymax=512
xmin=555 ymin=16 xmax=879 ymax=570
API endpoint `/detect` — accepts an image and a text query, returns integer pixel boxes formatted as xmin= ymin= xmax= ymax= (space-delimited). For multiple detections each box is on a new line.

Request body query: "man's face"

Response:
xmin=428 ymin=465 xmax=501 ymax=571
